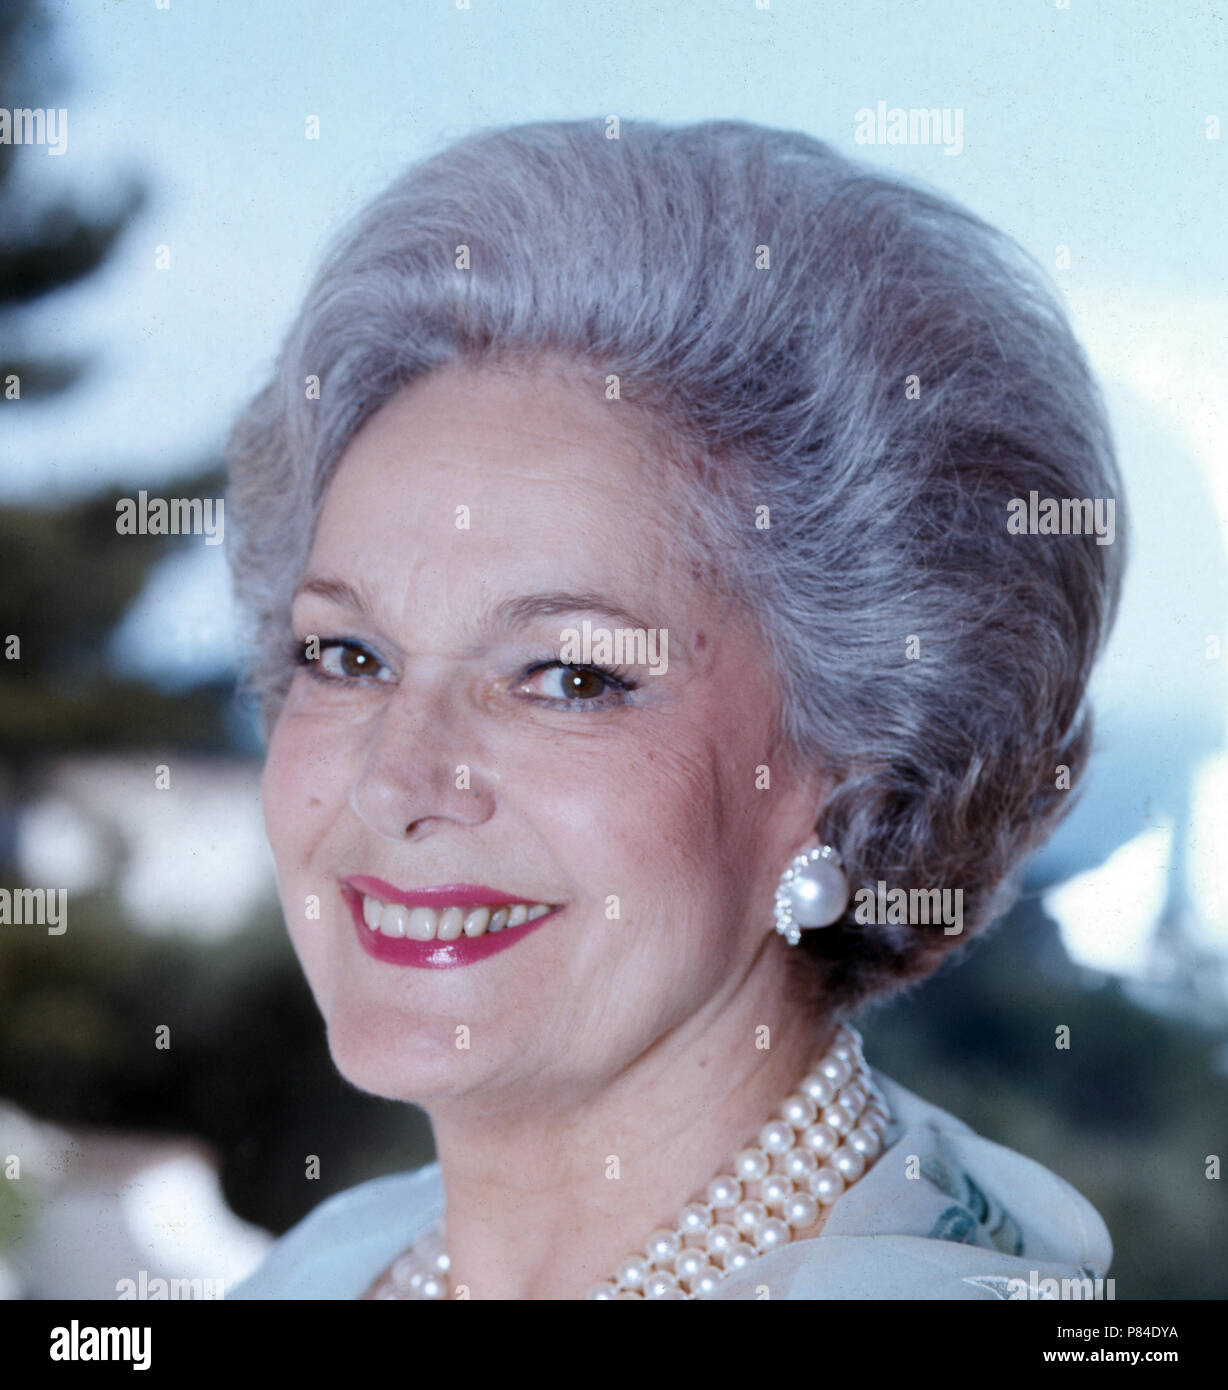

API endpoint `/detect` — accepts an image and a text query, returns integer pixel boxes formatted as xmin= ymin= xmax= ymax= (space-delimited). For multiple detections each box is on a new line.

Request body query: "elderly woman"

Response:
xmin=226 ymin=118 xmax=1123 ymax=1300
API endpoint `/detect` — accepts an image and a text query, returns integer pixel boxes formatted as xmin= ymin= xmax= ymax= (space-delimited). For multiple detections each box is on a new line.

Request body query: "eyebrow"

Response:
xmin=293 ymin=576 xmax=379 ymax=616
xmin=292 ymin=576 xmax=662 ymax=641
xmin=486 ymin=592 xmax=660 ymax=637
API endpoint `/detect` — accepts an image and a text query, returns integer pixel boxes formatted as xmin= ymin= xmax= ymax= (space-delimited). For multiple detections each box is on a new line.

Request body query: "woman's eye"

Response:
xmin=299 ymin=638 xmax=392 ymax=683
xmin=519 ymin=662 xmax=634 ymax=706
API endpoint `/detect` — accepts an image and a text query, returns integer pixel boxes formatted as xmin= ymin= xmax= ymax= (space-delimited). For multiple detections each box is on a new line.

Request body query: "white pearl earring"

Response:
xmin=774 ymin=844 xmax=849 ymax=946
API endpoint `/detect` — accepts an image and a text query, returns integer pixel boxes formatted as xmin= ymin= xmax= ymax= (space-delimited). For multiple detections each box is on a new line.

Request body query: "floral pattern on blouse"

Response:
xmin=921 ymin=1154 xmax=1025 ymax=1256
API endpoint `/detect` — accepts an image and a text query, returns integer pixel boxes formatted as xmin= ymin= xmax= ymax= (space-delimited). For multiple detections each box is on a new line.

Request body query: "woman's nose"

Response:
xmin=347 ymin=687 xmax=495 ymax=842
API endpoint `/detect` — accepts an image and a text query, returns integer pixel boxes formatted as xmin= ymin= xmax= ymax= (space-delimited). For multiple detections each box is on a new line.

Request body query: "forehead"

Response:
xmin=306 ymin=361 xmax=708 ymax=630
xmin=320 ymin=361 xmax=681 ymax=530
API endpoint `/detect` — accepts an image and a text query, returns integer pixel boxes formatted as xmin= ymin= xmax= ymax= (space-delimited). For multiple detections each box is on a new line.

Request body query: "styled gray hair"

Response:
xmin=226 ymin=117 xmax=1125 ymax=1013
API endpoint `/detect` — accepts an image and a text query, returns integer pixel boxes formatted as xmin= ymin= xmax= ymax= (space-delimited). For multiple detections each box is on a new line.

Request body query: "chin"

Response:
xmin=322 ymin=1011 xmax=498 ymax=1105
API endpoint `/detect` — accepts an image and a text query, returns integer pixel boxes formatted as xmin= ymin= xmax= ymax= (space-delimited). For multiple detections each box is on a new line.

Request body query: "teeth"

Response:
xmin=437 ymin=907 xmax=465 ymax=941
xmin=362 ymin=895 xmax=554 ymax=941
xmin=406 ymin=907 xmax=436 ymax=942
xmin=382 ymin=903 xmax=409 ymax=938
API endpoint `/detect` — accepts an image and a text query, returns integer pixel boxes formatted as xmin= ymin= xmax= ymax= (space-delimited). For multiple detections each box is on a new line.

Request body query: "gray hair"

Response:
xmin=225 ymin=117 xmax=1126 ymax=1013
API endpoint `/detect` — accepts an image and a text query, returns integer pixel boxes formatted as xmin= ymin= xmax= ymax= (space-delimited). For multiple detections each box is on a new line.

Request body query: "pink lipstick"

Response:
xmin=341 ymin=876 xmax=562 ymax=969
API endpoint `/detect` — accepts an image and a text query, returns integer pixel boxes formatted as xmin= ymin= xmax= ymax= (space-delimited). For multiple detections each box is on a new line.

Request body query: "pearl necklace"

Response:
xmin=366 ymin=1023 xmax=889 ymax=1300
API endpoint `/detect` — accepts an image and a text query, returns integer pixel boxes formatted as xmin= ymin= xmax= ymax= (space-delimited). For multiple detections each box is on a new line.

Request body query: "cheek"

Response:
xmin=516 ymin=723 xmax=743 ymax=909
xmin=627 ymin=721 xmax=756 ymax=849
xmin=261 ymin=707 xmax=349 ymax=884
xmin=579 ymin=711 xmax=784 ymax=946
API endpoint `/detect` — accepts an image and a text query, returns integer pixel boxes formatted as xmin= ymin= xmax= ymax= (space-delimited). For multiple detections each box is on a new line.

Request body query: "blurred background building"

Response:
xmin=1 ymin=0 xmax=1225 ymax=1299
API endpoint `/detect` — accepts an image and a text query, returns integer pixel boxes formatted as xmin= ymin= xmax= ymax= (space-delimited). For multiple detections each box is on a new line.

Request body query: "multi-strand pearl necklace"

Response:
xmin=365 ymin=1023 xmax=888 ymax=1300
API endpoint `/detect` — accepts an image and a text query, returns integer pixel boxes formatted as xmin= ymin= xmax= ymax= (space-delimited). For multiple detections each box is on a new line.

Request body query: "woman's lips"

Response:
xmin=346 ymin=876 xmax=548 ymax=910
xmin=340 ymin=877 xmax=562 ymax=970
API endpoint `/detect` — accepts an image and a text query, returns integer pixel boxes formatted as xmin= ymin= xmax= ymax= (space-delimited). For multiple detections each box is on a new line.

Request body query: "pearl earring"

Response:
xmin=774 ymin=844 xmax=849 ymax=946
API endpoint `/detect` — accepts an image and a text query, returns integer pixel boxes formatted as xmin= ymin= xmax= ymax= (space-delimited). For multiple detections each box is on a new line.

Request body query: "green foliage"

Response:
xmin=0 ymin=1 xmax=146 ymax=396
xmin=0 ymin=470 xmax=234 ymax=761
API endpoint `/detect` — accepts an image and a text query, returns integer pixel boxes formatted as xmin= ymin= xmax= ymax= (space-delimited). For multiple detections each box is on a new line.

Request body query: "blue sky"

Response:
xmin=4 ymin=0 xmax=1223 ymax=500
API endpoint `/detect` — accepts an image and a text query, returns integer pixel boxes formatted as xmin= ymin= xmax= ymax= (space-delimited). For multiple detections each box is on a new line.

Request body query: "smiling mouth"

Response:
xmin=339 ymin=876 xmax=564 ymax=970
xmin=359 ymin=893 xmax=555 ymax=942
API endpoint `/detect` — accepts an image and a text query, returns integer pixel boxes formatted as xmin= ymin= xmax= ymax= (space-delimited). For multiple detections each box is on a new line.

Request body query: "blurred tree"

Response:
xmin=0 ymin=0 xmax=234 ymax=775
xmin=0 ymin=0 xmax=144 ymax=399
xmin=0 ymin=474 xmax=235 ymax=762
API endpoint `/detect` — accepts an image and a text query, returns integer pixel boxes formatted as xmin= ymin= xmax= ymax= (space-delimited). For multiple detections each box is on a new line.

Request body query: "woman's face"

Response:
xmin=261 ymin=360 xmax=826 ymax=1111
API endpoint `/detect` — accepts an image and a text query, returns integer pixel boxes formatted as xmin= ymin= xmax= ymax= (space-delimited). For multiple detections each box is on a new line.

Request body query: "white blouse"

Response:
xmin=230 ymin=1069 xmax=1113 ymax=1300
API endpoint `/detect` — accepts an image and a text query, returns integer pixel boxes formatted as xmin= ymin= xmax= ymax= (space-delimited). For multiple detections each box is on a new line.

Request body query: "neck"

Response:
xmin=426 ymin=978 xmax=838 ymax=1300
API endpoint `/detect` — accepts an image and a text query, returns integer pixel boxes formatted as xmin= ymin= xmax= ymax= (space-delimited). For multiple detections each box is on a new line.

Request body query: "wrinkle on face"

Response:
xmin=260 ymin=358 xmax=828 ymax=1112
